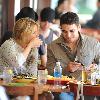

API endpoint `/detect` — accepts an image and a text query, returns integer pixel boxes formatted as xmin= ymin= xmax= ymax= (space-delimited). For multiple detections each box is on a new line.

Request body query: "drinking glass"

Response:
xmin=3 ymin=67 xmax=13 ymax=84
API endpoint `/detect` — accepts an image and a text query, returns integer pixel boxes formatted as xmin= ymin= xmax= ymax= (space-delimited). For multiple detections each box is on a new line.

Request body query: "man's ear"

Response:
xmin=78 ymin=24 xmax=81 ymax=32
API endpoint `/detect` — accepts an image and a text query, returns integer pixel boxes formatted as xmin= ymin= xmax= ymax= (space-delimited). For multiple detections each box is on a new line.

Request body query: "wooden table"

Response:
xmin=83 ymin=85 xmax=100 ymax=96
xmin=69 ymin=82 xmax=100 ymax=100
xmin=2 ymin=79 xmax=100 ymax=100
xmin=0 ymin=80 xmax=70 ymax=100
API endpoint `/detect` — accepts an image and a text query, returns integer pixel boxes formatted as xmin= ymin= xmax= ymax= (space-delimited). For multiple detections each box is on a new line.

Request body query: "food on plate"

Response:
xmin=13 ymin=73 xmax=36 ymax=79
xmin=47 ymin=75 xmax=75 ymax=81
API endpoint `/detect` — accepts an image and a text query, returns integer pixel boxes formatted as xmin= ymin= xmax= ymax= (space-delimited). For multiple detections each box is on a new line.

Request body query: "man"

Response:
xmin=47 ymin=12 xmax=100 ymax=100
xmin=40 ymin=7 xmax=59 ymax=44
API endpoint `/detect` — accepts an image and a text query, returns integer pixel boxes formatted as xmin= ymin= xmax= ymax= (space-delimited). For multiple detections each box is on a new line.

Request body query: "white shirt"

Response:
xmin=0 ymin=38 xmax=39 ymax=77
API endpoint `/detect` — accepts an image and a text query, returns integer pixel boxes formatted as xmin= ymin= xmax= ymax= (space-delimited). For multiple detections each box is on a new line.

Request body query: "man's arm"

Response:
xmin=47 ymin=45 xmax=56 ymax=75
xmin=40 ymin=44 xmax=47 ymax=66
xmin=38 ymin=35 xmax=47 ymax=66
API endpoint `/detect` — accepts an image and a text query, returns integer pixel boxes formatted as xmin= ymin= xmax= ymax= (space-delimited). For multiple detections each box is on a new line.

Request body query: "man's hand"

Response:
xmin=66 ymin=62 xmax=82 ymax=72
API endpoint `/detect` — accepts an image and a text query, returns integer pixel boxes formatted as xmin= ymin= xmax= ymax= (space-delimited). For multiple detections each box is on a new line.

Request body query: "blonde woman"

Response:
xmin=0 ymin=18 xmax=42 ymax=77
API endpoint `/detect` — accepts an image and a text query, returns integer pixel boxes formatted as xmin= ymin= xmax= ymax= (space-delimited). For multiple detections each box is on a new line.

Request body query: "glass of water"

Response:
xmin=3 ymin=67 xmax=13 ymax=84
xmin=38 ymin=69 xmax=48 ymax=85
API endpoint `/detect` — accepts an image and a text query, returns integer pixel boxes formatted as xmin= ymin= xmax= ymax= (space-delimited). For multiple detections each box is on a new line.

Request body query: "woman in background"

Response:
xmin=55 ymin=0 xmax=78 ymax=25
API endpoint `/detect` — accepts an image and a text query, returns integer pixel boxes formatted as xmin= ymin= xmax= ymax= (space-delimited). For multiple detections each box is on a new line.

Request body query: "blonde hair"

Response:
xmin=13 ymin=17 xmax=39 ymax=42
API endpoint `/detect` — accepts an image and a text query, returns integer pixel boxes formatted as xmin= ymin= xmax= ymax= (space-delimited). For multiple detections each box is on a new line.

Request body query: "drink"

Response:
xmin=38 ymin=65 xmax=48 ymax=85
xmin=91 ymin=72 xmax=96 ymax=85
xmin=54 ymin=62 xmax=62 ymax=86
xmin=91 ymin=62 xmax=100 ymax=85
xmin=3 ymin=67 xmax=13 ymax=84
xmin=82 ymin=70 xmax=87 ymax=83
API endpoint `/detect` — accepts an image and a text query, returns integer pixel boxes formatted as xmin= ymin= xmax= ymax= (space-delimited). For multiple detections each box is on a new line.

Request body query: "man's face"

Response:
xmin=61 ymin=24 xmax=80 ymax=44
xmin=40 ymin=21 xmax=51 ymax=31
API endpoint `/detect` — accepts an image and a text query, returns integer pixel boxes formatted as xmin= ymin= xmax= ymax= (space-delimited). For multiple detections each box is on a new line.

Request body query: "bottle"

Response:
xmin=98 ymin=59 xmax=100 ymax=74
xmin=91 ymin=72 xmax=96 ymax=85
xmin=90 ymin=64 xmax=98 ymax=85
xmin=97 ymin=60 xmax=100 ymax=84
xmin=38 ymin=65 xmax=47 ymax=85
xmin=54 ymin=62 xmax=62 ymax=86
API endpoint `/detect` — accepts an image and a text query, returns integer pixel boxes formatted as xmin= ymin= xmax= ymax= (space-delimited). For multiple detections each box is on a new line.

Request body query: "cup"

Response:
xmin=3 ymin=67 xmax=13 ymax=84
xmin=38 ymin=69 xmax=48 ymax=85
xmin=82 ymin=70 xmax=87 ymax=82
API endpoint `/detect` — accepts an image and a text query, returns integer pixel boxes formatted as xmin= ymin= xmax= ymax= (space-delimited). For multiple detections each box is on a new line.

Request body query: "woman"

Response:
xmin=0 ymin=7 xmax=47 ymax=67
xmin=0 ymin=18 xmax=42 ymax=77
xmin=55 ymin=0 xmax=78 ymax=25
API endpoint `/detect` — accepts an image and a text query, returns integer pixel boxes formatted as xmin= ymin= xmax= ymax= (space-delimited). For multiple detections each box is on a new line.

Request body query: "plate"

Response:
xmin=13 ymin=78 xmax=37 ymax=83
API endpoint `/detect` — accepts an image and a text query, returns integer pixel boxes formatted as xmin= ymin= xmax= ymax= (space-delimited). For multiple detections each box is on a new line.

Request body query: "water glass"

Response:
xmin=38 ymin=69 xmax=47 ymax=85
xmin=3 ymin=67 xmax=13 ymax=84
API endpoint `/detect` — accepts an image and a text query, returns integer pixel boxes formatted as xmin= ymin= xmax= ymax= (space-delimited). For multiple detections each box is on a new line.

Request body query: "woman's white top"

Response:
xmin=0 ymin=38 xmax=39 ymax=77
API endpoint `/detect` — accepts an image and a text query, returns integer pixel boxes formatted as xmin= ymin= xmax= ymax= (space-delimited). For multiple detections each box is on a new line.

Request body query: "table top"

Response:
xmin=69 ymin=82 xmax=100 ymax=97
xmin=1 ymin=79 xmax=100 ymax=99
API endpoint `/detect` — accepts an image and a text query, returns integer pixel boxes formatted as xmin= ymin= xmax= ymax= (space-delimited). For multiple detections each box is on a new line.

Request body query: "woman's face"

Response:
xmin=23 ymin=25 xmax=39 ymax=43
xmin=40 ymin=21 xmax=51 ymax=31
xmin=59 ymin=0 xmax=68 ymax=12
xmin=27 ymin=25 xmax=39 ymax=41
xmin=14 ymin=18 xmax=40 ymax=46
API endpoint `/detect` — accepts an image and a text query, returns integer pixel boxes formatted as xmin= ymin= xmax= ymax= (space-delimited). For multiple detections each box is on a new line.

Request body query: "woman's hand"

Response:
xmin=66 ymin=62 xmax=82 ymax=72
xmin=29 ymin=37 xmax=43 ymax=48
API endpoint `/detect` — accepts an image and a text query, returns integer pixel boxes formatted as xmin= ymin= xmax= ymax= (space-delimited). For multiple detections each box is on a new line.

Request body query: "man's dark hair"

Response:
xmin=15 ymin=7 xmax=38 ymax=21
xmin=60 ymin=12 xmax=79 ymax=26
xmin=40 ymin=7 xmax=55 ymax=23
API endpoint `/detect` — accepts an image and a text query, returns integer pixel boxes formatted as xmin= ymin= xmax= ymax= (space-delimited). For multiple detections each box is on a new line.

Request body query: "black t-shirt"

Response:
xmin=38 ymin=34 xmax=46 ymax=55
xmin=45 ymin=29 xmax=58 ymax=44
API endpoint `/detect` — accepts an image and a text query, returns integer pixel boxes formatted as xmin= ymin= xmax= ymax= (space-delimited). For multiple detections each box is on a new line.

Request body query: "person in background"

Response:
xmin=47 ymin=12 xmax=100 ymax=100
xmin=84 ymin=0 xmax=100 ymax=29
xmin=0 ymin=7 xmax=47 ymax=67
xmin=54 ymin=0 xmax=78 ymax=36
xmin=55 ymin=0 xmax=68 ymax=26
xmin=55 ymin=0 xmax=78 ymax=25
xmin=39 ymin=7 xmax=60 ymax=44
